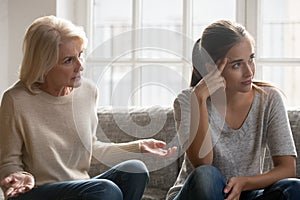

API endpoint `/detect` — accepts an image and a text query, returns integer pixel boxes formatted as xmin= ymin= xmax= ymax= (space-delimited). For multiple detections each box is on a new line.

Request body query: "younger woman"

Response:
xmin=167 ymin=20 xmax=300 ymax=200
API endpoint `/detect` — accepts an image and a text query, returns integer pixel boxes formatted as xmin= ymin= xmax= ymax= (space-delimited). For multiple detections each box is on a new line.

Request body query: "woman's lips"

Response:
xmin=241 ymin=79 xmax=252 ymax=85
xmin=72 ymin=75 xmax=81 ymax=80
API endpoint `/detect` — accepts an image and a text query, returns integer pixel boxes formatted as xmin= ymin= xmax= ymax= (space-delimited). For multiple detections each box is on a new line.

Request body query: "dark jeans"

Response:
xmin=174 ymin=165 xmax=300 ymax=200
xmin=9 ymin=160 xmax=149 ymax=200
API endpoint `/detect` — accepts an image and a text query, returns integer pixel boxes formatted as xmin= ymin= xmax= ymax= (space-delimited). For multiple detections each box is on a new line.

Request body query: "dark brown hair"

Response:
xmin=190 ymin=20 xmax=254 ymax=87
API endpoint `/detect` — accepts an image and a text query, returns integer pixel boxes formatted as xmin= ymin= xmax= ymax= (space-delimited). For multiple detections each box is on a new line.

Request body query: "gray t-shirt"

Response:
xmin=166 ymin=86 xmax=297 ymax=200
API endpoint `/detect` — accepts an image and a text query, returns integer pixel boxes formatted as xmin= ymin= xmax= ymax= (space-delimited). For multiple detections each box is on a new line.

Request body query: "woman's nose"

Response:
xmin=75 ymin=57 xmax=84 ymax=72
xmin=244 ymin=63 xmax=253 ymax=77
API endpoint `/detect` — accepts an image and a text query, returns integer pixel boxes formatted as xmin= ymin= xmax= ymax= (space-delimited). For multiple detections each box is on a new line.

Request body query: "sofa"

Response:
xmin=89 ymin=106 xmax=300 ymax=200
xmin=0 ymin=106 xmax=299 ymax=200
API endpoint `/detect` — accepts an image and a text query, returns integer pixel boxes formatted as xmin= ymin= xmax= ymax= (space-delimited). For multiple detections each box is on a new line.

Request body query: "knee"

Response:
xmin=130 ymin=159 xmax=150 ymax=182
xmin=280 ymin=178 xmax=300 ymax=192
xmin=269 ymin=178 xmax=300 ymax=199
xmin=274 ymin=178 xmax=300 ymax=188
xmin=188 ymin=165 xmax=225 ymax=190
xmin=118 ymin=160 xmax=150 ymax=183
xmin=83 ymin=179 xmax=123 ymax=200
xmin=122 ymin=159 xmax=149 ymax=173
xmin=191 ymin=165 xmax=223 ymax=183
xmin=183 ymin=165 xmax=226 ymax=198
xmin=131 ymin=160 xmax=148 ymax=172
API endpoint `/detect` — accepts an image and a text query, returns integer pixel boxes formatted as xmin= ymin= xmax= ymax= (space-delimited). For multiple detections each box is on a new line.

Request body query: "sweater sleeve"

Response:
xmin=91 ymin=136 xmax=140 ymax=165
xmin=0 ymin=92 xmax=24 ymax=181
xmin=90 ymin=81 xmax=141 ymax=166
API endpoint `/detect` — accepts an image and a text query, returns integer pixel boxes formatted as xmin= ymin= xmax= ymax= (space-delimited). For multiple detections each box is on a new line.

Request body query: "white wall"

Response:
xmin=0 ymin=0 xmax=8 ymax=99
xmin=0 ymin=0 xmax=8 ymax=192
xmin=0 ymin=0 xmax=56 ymax=99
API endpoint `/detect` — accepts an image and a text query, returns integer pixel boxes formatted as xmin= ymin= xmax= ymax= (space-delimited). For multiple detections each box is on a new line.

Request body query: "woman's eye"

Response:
xmin=64 ymin=57 xmax=73 ymax=64
xmin=249 ymin=54 xmax=255 ymax=63
xmin=232 ymin=63 xmax=240 ymax=69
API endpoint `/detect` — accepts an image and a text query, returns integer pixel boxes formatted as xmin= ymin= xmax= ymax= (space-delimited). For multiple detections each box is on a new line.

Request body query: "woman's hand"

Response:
xmin=0 ymin=172 xmax=35 ymax=198
xmin=193 ymin=58 xmax=227 ymax=102
xmin=187 ymin=58 xmax=228 ymax=167
xmin=139 ymin=139 xmax=177 ymax=158
xmin=224 ymin=176 xmax=248 ymax=200
xmin=223 ymin=156 xmax=297 ymax=200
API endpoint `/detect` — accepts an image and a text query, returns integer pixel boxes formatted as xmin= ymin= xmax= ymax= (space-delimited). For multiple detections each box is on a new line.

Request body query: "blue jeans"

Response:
xmin=173 ymin=165 xmax=300 ymax=200
xmin=9 ymin=160 xmax=149 ymax=200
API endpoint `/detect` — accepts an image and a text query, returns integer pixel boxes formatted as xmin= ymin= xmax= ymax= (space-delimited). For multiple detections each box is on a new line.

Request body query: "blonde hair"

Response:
xmin=19 ymin=15 xmax=88 ymax=94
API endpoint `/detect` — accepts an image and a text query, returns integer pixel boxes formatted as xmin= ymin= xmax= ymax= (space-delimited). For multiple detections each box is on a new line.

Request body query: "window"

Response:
xmin=86 ymin=0 xmax=236 ymax=106
xmin=85 ymin=0 xmax=299 ymax=107
xmin=255 ymin=0 xmax=300 ymax=107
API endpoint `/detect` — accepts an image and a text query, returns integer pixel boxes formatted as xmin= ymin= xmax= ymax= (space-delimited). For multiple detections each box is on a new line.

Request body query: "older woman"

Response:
xmin=0 ymin=15 xmax=176 ymax=200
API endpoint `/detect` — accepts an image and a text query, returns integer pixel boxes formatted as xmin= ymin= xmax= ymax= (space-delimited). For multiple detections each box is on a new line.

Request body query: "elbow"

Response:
xmin=290 ymin=165 xmax=297 ymax=178
xmin=273 ymin=155 xmax=297 ymax=178
xmin=186 ymin=148 xmax=213 ymax=168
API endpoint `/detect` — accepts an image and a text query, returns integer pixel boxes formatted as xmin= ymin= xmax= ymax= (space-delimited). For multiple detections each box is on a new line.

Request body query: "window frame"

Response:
xmin=82 ymin=0 xmax=300 ymax=107
xmin=243 ymin=0 xmax=300 ymax=78
xmin=85 ymin=0 xmax=195 ymax=106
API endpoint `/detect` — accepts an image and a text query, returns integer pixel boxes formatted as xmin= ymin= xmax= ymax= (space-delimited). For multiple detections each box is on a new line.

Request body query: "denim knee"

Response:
xmin=115 ymin=160 xmax=149 ymax=183
xmin=111 ymin=160 xmax=149 ymax=200
xmin=190 ymin=165 xmax=225 ymax=185
xmin=182 ymin=165 xmax=226 ymax=199
xmin=123 ymin=159 xmax=149 ymax=184
xmin=81 ymin=179 xmax=123 ymax=200
xmin=130 ymin=159 xmax=149 ymax=182
xmin=117 ymin=159 xmax=149 ymax=174
xmin=271 ymin=178 xmax=300 ymax=199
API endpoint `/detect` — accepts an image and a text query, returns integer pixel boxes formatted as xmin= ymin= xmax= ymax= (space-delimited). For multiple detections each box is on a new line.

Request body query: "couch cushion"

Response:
xmin=90 ymin=106 xmax=181 ymax=192
xmin=288 ymin=109 xmax=300 ymax=177
xmin=90 ymin=106 xmax=300 ymax=200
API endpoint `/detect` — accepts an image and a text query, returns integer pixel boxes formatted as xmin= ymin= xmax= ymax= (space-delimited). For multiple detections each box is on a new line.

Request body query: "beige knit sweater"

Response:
xmin=0 ymin=79 xmax=140 ymax=186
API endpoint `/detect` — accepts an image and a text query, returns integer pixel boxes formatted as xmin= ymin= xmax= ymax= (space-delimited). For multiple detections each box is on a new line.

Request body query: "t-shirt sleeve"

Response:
xmin=173 ymin=89 xmax=192 ymax=151
xmin=266 ymin=88 xmax=297 ymax=157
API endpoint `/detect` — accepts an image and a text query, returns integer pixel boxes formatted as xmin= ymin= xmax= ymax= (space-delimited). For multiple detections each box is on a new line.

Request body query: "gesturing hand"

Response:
xmin=139 ymin=139 xmax=177 ymax=158
xmin=0 ymin=172 xmax=35 ymax=198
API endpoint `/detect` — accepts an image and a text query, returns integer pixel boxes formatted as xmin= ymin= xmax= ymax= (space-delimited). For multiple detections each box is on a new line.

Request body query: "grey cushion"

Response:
xmin=89 ymin=106 xmax=181 ymax=199
xmin=89 ymin=107 xmax=300 ymax=200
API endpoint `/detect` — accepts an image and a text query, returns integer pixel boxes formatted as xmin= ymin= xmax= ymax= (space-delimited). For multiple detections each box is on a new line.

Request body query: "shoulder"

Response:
xmin=254 ymin=84 xmax=287 ymax=114
xmin=175 ymin=88 xmax=192 ymax=103
xmin=2 ymin=81 xmax=32 ymax=102
xmin=254 ymin=84 xmax=285 ymax=103
xmin=173 ymin=88 xmax=193 ymax=120
xmin=174 ymin=88 xmax=192 ymax=108
xmin=0 ymin=82 xmax=35 ymax=114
